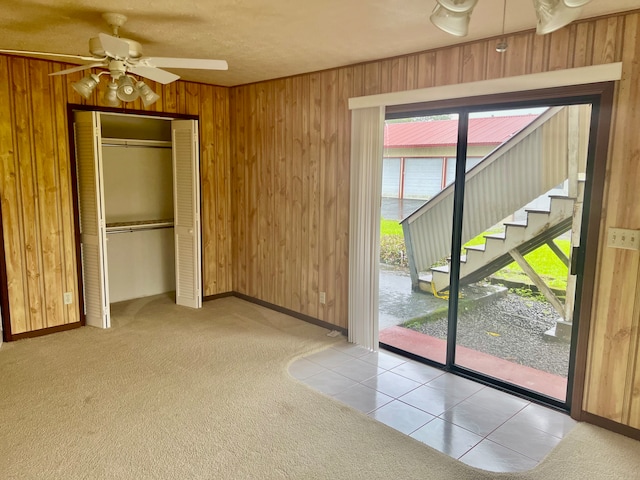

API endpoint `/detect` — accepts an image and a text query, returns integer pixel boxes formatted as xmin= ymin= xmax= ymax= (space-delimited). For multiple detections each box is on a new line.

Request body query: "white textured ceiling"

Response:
xmin=0 ymin=0 xmax=637 ymax=87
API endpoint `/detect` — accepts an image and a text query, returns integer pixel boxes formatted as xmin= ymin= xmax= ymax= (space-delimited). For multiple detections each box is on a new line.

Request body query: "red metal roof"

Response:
xmin=383 ymin=114 xmax=539 ymax=148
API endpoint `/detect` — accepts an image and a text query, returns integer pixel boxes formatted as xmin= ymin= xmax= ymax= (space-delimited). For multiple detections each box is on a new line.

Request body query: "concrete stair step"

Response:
xmin=430 ymin=202 xmax=574 ymax=293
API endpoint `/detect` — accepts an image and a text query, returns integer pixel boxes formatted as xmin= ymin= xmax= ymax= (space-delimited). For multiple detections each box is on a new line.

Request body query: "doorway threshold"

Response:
xmin=380 ymin=326 xmax=567 ymax=401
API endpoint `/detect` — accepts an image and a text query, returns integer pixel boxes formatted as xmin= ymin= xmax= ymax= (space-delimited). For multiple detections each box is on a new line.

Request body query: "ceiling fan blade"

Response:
xmin=98 ymin=33 xmax=130 ymax=59
xmin=0 ymin=48 xmax=101 ymax=62
xmin=49 ymin=62 xmax=106 ymax=76
xmin=143 ymin=57 xmax=228 ymax=71
xmin=128 ymin=65 xmax=180 ymax=85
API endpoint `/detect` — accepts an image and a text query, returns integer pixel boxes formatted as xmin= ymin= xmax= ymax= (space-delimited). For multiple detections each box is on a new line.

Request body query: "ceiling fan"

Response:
xmin=0 ymin=12 xmax=228 ymax=106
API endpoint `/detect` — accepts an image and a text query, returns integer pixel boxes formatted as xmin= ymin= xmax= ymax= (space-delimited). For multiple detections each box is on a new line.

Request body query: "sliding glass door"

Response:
xmin=378 ymin=112 xmax=459 ymax=365
xmin=379 ymin=96 xmax=599 ymax=409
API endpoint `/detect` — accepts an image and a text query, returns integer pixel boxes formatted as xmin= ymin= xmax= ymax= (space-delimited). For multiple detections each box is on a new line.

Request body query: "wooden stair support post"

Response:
xmin=508 ymin=248 xmax=565 ymax=318
xmin=563 ymin=104 xmax=588 ymax=326
xmin=546 ymin=239 xmax=570 ymax=267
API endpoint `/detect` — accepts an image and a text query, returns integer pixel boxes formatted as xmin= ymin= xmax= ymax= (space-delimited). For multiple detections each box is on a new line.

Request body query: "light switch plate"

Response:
xmin=607 ymin=227 xmax=640 ymax=250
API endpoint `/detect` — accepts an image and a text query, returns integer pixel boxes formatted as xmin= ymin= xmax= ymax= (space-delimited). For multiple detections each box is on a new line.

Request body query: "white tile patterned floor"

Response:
xmin=290 ymin=339 xmax=576 ymax=473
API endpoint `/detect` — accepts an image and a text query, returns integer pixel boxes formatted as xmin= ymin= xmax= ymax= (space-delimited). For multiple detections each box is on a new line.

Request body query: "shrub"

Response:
xmin=380 ymin=235 xmax=408 ymax=267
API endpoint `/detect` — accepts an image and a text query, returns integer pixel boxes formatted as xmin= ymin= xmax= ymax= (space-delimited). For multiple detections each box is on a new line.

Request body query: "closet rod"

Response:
xmin=101 ymin=143 xmax=172 ymax=149
xmin=106 ymin=224 xmax=174 ymax=235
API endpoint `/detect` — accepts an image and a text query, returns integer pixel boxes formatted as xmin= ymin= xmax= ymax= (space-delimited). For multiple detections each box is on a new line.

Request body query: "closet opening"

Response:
xmin=69 ymin=107 xmax=202 ymax=329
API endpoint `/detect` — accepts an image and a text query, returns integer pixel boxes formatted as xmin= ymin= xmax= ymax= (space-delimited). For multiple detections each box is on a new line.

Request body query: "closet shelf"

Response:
xmin=101 ymin=138 xmax=172 ymax=148
xmin=106 ymin=219 xmax=174 ymax=234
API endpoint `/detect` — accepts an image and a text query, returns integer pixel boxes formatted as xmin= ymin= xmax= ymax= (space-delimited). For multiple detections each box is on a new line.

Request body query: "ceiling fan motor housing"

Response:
xmin=89 ymin=36 xmax=142 ymax=59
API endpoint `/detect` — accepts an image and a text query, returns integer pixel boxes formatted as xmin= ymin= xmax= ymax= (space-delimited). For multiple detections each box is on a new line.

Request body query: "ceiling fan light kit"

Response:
xmin=72 ymin=73 xmax=101 ymax=99
xmin=136 ymin=81 xmax=161 ymax=107
xmin=431 ymin=0 xmax=591 ymax=37
xmin=0 ymin=12 xmax=228 ymax=108
xmin=430 ymin=5 xmax=475 ymax=37
xmin=435 ymin=0 xmax=479 ymax=12
xmin=116 ymin=75 xmax=139 ymax=102
xmin=104 ymin=82 xmax=121 ymax=107
xmin=534 ymin=0 xmax=583 ymax=34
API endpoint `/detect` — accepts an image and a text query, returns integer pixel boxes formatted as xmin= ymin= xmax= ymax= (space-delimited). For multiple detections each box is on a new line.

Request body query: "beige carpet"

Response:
xmin=0 ymin=294 xmax=638 ymax=479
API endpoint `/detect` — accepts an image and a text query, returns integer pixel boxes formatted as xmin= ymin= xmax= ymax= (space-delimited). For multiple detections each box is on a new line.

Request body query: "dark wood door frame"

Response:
xmin=0 ymin=201 xmax=12 ymax=342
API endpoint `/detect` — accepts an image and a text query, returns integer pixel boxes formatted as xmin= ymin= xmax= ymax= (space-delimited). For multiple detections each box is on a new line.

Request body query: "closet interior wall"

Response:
xmin=94 ymin=113 xmax=176 ymax=304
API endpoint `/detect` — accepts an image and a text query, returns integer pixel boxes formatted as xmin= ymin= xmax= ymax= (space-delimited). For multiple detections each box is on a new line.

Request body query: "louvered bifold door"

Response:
xmin=74 ymin=111 xmax=111 ymax=328
xmin=172 ymin=120 xmax=202 ymax=308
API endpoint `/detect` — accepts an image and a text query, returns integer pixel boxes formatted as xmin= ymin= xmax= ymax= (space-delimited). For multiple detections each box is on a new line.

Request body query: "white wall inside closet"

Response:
xmin=102 ymin=118 xmax=175 ymax=303
xmin=74 ymin=111 xmax=202 ymax=329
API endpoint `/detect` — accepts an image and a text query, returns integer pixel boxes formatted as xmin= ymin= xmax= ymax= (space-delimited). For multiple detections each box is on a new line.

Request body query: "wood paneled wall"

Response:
xmin=0 ymin=55 xmax=232 ymax=335
xmin=229 ymin=12 xmax=640 ymax=429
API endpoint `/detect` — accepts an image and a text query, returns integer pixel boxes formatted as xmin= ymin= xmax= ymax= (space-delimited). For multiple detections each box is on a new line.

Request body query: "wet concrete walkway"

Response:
xmin=378 ymin=265 xmax=446 ymax=330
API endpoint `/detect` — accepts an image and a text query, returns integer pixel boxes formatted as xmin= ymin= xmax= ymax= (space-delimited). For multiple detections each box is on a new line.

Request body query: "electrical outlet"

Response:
xmin=607 ymin=227 xmax=640 ymax=251
xmin=319 ymin=292 xmax=326 ymax=304
xmin=63 ymin=292 xmax=73 ymax=305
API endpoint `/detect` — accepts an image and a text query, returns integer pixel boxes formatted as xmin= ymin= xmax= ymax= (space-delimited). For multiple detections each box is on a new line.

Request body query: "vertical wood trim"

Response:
xmin=283 ymin=77 xmax=294 ymax=311
xmin=307 ymin=73 xmax=321 ymax=317
xmin=51 ymin=66 xmax=79 ymax=325
xmin=199 ymin=84 xmax=217 ymax=294
xmin=275 ymin=79 xmax=287 ymax=308
xmin=0 ymin=55 xmax=21 ymax=337
xmin=291 ymin=76 xmax=303 ymax=311
xmin=335 ymin=68 xmax=351 ymax=328
xmin=461 ymin=43 xmax=487 ymax=83
xmin=300 ymin=75 xmax=310 ymax=312
xmin=12 ymin=58 xmax=40 ymax=333
xmin=320 ymin=70 xmax=338 ymax=321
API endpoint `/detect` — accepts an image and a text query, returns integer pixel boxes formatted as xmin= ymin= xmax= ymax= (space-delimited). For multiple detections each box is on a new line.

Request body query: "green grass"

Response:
xmin=464 ymin=231 xmax=571 ymax=290
xmin=381 ymin=218 xmax=403 ymax=236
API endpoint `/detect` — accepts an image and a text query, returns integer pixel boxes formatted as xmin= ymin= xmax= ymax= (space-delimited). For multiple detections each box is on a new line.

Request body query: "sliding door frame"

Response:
xmin=381 ymin=82 xmax=615 ymax=414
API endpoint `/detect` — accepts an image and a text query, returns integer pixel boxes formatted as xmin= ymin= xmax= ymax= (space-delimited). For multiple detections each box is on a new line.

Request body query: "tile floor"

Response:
xmin=289 ymin=340 xmax=577 ymax=473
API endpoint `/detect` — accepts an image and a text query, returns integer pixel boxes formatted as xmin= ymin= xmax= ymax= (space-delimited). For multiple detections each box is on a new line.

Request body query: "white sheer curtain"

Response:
xmin=348 ymin=106 xmax=385 ymax=351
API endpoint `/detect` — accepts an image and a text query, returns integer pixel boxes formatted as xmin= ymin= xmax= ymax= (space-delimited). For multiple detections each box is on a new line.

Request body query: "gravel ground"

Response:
xmin=410 ymin=292 xmax=571 ymax=377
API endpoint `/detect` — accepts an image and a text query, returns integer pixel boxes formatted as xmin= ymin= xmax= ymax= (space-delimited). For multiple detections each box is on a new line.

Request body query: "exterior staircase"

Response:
xmin=401 ymin=104 xmax=590 ymax=302
xmin=401 ymin=106 xmax=575 ymax=290
xmin=427 ymin=193 xmax=575 ymax=293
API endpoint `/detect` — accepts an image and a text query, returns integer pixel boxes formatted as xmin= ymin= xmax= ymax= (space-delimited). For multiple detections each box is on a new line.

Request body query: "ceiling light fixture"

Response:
xmin=116 ymin=75 xmax=139 ymax=102
xmin=136 ymin=81 xmax=161 ymax=107
xmin=430 ymin=0 xmax=591 ymax=37
xmin=104 ymin=81 xmax=121 ymax=107
xmin=71 ymin=73 xmax=102 ymax=99
xmin=534 ymin=0 xmax=584 ymax=34
xmin=71 ymin=65 xmax=161 ymax=107
xmin=430 ymin=0 xmax=478 ymax=37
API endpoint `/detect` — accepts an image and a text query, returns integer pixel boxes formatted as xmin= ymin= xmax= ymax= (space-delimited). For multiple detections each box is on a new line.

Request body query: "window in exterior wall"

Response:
xmin=404 ymin=158 xmax=444 ymax=199
xmin=382 ymin=158 xmax=402 ymax=198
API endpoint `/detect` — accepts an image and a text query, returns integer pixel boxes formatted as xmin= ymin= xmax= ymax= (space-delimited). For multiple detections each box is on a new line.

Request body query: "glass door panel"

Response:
xmin=379 ymin=113 xmax=459 ymax=365
xmin=453 ymin=104 xmax=592 ymax=402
